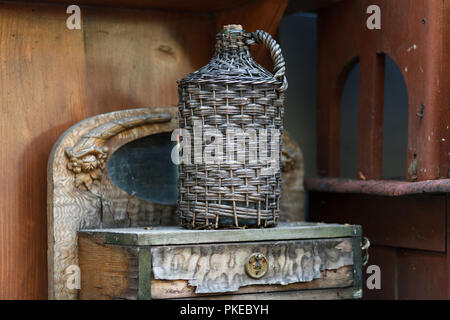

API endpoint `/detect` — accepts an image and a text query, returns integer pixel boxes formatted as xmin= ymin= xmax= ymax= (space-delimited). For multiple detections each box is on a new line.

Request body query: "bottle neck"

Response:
xmin=214 ymin=29 xmax=251 ymax=58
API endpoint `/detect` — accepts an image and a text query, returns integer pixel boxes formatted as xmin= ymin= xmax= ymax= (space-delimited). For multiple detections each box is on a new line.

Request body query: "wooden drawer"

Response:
xmin=78 ymin=222 xmax=363 ymax=300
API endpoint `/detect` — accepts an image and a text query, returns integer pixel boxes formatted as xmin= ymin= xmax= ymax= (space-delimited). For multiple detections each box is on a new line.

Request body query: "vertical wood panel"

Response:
xmin=374 ymin=0 xmax=444 ymax=181
xmin=0 ymin=3 xmax=88 ymax=299
xmin=447 ymin=194 xmax=450 ymax=300
xmin=397 ymin=249 xmax=447 ymax=299
xmin=363 ymin=246 xmax=397 ymax=300
xmin=82 ymin=7 xmax=215 ymax=114
xmin=316 ymin=0 xmax=361 ymax=177
xmin=357 ymin=48 xmax=385 ymax=179
xmin=440 ymin=1 xmax=450 ymax=179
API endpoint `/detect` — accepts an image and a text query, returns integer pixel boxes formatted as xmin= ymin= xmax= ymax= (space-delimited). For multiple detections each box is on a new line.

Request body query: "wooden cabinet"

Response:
xmin=78 ymin=223 xmax=363 ymax=299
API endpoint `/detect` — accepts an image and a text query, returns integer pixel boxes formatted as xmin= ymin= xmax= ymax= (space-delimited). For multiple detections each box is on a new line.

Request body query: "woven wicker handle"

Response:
xmin=251 ymin=30 xmax=288 ymax=92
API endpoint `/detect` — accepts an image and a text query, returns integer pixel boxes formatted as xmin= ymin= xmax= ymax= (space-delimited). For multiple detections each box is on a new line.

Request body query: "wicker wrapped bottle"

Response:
xmin=177 ymin=25 xmax=287 ymax=229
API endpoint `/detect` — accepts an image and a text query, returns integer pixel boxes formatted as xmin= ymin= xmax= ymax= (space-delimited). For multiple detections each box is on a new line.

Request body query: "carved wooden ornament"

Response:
xmin=47 ymin=107 xmax=177 ymax=299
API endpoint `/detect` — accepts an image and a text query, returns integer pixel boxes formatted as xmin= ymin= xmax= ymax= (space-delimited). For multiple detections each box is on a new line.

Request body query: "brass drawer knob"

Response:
xmin=245 ymin=253 xmax=268 ymax=279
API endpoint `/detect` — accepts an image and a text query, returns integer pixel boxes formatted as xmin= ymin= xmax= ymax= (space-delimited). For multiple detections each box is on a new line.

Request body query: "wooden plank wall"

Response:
xmin=316 ymin=0 xmax=449 ymax=181
xmin=311 ymin=0 xmax=450 ymax=299
xmin=309 ymin=192 xmax=449 ymax=299
xmin=0 ymin=0 xmax=287 ymax=299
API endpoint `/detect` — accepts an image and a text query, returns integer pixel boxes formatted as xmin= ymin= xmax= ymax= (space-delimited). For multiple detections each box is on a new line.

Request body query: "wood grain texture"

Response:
xmin=151 ymin=265 xmax=353 ymax=298
xmin=25 ymin=0 xmax=255 ymax=12
xmin=184 ymin=286 xmax=360 ymax=300
xmin=82 ymin=7 xmax=215 ymax=113
xmin=151 ymin=238 xmax=354 ymax=294
xmin=48 ymin=107 xmax=178 ymax=300
xmin=80 ymin=223 xmax=361 ymax=246
xmin=78 ymin=234 xmax=140 ymax=300
xmin=0 ymin=2 xmax=88 ymax=300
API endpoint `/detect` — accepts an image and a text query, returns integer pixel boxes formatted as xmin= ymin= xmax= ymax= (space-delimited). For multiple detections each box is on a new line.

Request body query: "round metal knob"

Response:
xmin=245 ymin=253 xmax=268 ymax=279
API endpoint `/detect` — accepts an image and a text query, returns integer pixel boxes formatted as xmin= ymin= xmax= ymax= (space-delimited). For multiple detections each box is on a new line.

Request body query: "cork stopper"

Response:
xmin=223 ymin=24 xmax=243 ymax=31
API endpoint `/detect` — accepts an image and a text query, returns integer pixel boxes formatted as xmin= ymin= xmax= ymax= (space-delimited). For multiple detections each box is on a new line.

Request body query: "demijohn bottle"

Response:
xmin=177 ymin=25 xmax=287 ymax=229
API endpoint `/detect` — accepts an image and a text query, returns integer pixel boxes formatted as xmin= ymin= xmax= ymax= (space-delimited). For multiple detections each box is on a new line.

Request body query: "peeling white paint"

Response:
xmin=405 ymin=67 xmax=408 ymax=73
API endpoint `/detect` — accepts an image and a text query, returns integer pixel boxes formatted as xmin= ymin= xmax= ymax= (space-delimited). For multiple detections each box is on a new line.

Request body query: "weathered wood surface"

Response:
xmin=80 ymin=222 xmax=362 ymax=246
xmin=185 ymin=286 xmax=361 ymax=300
xmin=48 ymin=107 xmax=178 ymax=300
xmin=79 ymin=231 xmax=357 ymax=299
xmin=305 ymin=177 xmax=450 ymax=196
xmin=151 ymin=265 xmax=353 ymax=299
xmin=151 ymin=238 xmax=354 ymax=294
xmin=316 ymin=0 xmax=449 ymax=180
xmin=78 ymin=234 xmax=140 ymax=300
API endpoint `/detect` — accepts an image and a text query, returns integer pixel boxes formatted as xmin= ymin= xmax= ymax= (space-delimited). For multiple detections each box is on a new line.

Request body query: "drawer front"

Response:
xmin=151 ymin=238 xmax=356 ymax=299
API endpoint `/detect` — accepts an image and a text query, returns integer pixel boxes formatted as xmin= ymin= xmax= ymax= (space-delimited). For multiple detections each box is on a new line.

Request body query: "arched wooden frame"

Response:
xmin=47 ymin=107 xmax=178 ymax=300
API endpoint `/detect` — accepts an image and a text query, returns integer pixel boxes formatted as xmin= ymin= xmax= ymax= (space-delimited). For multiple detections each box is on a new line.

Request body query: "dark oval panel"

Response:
xmin=107 ymin=132 xmax=178 ymax=205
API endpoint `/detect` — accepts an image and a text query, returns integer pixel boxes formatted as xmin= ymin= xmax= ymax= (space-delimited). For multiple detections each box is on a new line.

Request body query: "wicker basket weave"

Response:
xmin=177 ymin=25 xmax=287 ymax=229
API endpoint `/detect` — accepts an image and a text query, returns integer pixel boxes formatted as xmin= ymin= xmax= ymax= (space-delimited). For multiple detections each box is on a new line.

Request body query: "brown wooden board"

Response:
xmin=80 ymin=222 xmax=362 ymax=246
xmin=151 ymin=266 xmax=353 ymax=299
xmin=78 ymin=234 xmax=140 ymax=300
xmin=183 ymin=287 xmax=359 ymax=300
xmin=305 ymin=177 xmax=450 ymax=196
xmin=24 ymin=0 xmax=272 ymax=12
xmin=316 ymin=0 xmax=361 ymax=177
xmin=397 ymin=249 xmax=447 ymax=300
xmin=0 ymin=2 xmax=88 ymax=299
xmin=362 ymin=246 xmax=397 ymax=300
xmin=447 ymin=194 xmax=450 ymax=300
xmin=308 ymin=192 xmax=446 ymax=252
